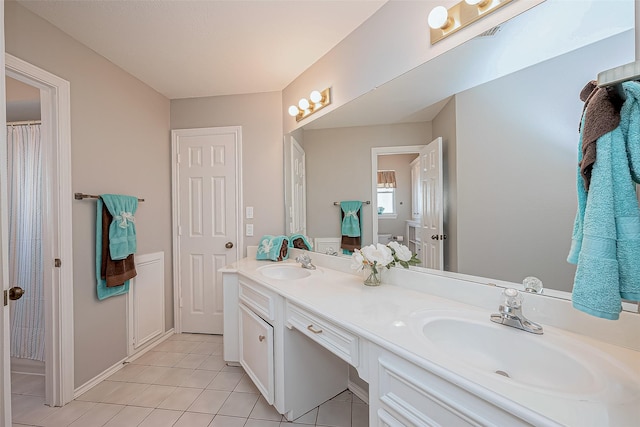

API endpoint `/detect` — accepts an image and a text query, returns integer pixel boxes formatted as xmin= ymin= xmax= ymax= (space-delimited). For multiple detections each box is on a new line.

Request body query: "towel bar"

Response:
xmin=333 ymin=201 xmax=370 ymax=206
xmin=74 ymin=192 xmax=145 ymax=202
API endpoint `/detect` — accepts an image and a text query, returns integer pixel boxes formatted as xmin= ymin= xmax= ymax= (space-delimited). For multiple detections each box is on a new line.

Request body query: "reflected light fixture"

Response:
xmin=428 ymin=0 xmax=514 ymax=44
xmin=288 ymin=88 xmax=332 ymax=122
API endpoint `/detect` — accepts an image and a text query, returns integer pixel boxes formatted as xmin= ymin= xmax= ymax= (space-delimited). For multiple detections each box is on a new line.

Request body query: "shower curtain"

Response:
xmin=7 ymin=124 xmax=45 ymax=362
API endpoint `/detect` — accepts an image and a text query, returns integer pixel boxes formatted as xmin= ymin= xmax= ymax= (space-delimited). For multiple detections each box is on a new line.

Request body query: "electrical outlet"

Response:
xmin=246 ymin=224 xmax=254 ymax=236
xmin=246 ymin=206 xmax=254 ymax=219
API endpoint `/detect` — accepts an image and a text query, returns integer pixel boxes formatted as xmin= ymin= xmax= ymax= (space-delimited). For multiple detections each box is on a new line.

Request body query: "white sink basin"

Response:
xmin=259 ymin=264 xmax=312 ymax=280
xmin=411 ymin=309 xmax=639 ymax=399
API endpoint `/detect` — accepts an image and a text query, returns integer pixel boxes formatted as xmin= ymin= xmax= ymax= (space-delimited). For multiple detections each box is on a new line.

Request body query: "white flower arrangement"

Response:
xmin=351 ymin=241 xmax=420 ymax=275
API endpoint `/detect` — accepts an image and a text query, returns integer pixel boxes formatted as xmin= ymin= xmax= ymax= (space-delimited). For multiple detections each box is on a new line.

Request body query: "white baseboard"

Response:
xmin=348 ymin=378 xmax=369 ymax=404
xmin=11 ymin=357 xmax=45 ymax=376
xmin=74 ymin=358 xmax=126 ymax=399
xmin=73 ymin=328 xmax=175 ymax=399
xmin=126 ymin=328 xmax=175 ymax=363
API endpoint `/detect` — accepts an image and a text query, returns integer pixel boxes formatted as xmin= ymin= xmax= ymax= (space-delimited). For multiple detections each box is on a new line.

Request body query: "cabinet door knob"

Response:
xmin=431 ymin=235 xmax=439 ymax=240
xmin=307 ymin=325 xmax=323 ymax=334
xmin=258 ymin=335 xmax=265 ymax=342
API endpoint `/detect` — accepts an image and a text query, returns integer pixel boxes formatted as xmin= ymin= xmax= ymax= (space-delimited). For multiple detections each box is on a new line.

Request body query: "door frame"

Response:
xmin=371 ymin=145 xmax=425 ymax=245
xmin=5 ymin=54 xmax=74 ymax=407
xmin=171 ymin=126 xmax=243 ymax=334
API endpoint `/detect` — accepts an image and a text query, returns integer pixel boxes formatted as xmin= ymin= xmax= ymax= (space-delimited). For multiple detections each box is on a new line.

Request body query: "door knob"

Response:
xmin=431 ymin=235 xmax=439 ymax=240
xmin=225 ymin=242 xmax=234 ymax=249
xmin=9 ymin=286 xmax=25 ymax=301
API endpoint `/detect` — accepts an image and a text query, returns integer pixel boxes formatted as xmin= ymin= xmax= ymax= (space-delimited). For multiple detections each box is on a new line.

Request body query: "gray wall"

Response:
xmin=170 ymin=92 xmax=284 ymax=251
xmin=454 ymin=32 xmax=632 ymax=291
xmin=6 ymin=76 xmax=41 ymax=121
xmin=304 ymin=122 xmax=431 ymax=246
xmin=6 ymin=1 xmax=173 ymax=387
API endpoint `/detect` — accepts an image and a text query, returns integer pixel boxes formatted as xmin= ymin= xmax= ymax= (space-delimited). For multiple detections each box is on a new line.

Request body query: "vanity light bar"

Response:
xmin=429 ymin=0 xmax=514 ymax=45
xmin=288 ymin=88 xmax=332 ymax=122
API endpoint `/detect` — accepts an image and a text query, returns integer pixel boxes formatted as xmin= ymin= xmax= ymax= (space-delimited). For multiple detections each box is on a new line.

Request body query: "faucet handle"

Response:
xmin=501 ymin=288 xmax=522 ymax=309
xmin=295 ymin=254 xmax=311 ymax=263
xmin=523 ymin=276 xmax=543 ymax=294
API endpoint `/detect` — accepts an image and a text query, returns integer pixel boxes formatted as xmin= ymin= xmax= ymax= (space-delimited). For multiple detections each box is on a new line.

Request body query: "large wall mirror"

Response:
xmin=284 ymin=0 xmax=635 ymax=295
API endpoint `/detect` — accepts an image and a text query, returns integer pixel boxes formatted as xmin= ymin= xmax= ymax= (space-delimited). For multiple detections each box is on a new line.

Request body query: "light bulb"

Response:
xmin=309 ymin=90 xmax=323 ymax=104
xmin=288 ymin=105 xmax=300 ymax=117
xmin=298 ymin=98 xmax=310 ymax=110
xmin=428 ymin=6 xmax=450 ymax=30
xmin=465 ymin=0 xmax=490 ymax=6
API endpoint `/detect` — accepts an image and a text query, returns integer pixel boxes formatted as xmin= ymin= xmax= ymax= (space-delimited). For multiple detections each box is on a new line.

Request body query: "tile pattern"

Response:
xmin=11 ymin=333 xmax=369 ymax=427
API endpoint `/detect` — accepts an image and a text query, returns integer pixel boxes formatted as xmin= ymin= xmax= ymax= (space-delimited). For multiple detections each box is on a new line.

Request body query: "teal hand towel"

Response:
xmin=569 ymin=81 xmax=640 ymax=319
xmin=256 ymin=235 xmax=289 ymax=261
xmin=96 ymin=198 xmax=129 ymax=300
xmin=288 ymin=234 xmax=312 ymax=250
xmin=616 ymin=81 xmax=640 ymax=301
xmin=101 ymin=194 xmax=138 ymax=260
xmin=340 ymin=201 xmax=362 ymax=237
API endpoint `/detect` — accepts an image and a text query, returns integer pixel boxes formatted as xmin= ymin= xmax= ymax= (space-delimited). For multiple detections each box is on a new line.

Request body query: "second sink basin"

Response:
xmin=410 ymin=309 xmax=639 ymax=399
xmin=259 ymin=264 xmax=312 ymax=280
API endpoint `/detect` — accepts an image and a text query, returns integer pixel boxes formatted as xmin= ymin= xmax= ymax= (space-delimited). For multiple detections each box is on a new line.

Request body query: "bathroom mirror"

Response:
xmin=284 ymin=0 xmax=636 ymax=294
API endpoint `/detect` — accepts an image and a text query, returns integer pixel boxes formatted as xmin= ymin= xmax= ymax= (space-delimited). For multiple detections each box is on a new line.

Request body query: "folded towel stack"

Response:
xmin=256 ymin=235 xmax=290 ymax=261
xmin=288 ymin=234 xmax=312 ymax=251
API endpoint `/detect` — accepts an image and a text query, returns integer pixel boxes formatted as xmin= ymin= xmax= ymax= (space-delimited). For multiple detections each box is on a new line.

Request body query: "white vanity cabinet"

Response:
xmin=369 ymin=346 xmax=543 ymax=427
xmin=223 ymin=271 xmax=349 ymax=421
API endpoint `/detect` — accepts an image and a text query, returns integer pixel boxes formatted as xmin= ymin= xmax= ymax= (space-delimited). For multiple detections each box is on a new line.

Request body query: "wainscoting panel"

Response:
xmin=128 ymin=252 xmax=165 ymax=355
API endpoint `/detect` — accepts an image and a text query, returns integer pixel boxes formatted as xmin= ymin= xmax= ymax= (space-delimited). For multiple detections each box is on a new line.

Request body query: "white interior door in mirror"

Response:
xmin=286 ymin=136 xmax=306 ymax=235
xmin=422 ymin=137 xmax=443 ymax=270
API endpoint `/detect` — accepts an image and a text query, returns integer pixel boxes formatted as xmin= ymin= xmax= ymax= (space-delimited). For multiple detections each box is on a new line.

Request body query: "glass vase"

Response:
xmin=363 ymin=266 xmax=383 ymax=286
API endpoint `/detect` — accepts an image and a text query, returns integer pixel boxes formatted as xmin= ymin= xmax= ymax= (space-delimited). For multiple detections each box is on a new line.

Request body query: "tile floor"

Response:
xmin=10 ymin=333 xmax=369 ymax=427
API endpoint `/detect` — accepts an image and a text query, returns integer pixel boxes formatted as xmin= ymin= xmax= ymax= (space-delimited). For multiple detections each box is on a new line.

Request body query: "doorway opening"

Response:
xmin=5 ymin=54 xmax=74 ymax=409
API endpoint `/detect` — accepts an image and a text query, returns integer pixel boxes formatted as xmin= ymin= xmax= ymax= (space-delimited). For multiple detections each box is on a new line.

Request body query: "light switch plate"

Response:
xmin=246 ymin=206 xmax=254 ymax=219
xmin=246 ymin=224 xmax=254 ymax=236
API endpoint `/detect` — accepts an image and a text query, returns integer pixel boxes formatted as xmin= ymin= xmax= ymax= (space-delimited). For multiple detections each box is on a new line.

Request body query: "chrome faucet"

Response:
xmin=490 ymin=288 xmax=543 ymax=335
xmin=295 ymin=254 xmax=316 ymax=270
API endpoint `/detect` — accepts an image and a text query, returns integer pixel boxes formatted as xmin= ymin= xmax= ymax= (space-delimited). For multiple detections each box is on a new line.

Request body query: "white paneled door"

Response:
xmin=172 ymin=127 xmax=241 ymax=334
xmin=421 ymin=137 xmax=444 ymax=270
xmin=290 ymin=136 xmax=306 ymax=235
xmin=1 ymin=89 xmax=10 ymax=425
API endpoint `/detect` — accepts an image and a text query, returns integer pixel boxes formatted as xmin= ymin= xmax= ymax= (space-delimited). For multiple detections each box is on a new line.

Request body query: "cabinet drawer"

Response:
xmin=239 ymin=277 xmax=276 ymax=322
xmin=286 ymin=301 xmax=359 ymax=366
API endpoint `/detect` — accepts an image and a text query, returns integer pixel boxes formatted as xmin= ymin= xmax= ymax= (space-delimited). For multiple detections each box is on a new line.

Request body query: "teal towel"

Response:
xmin=96 ymin=198 xmax=129 ymax=300
xmin=340 ymin=201 xmax=362 ymax=237
xmin=288 ymin=234 xmax=312 ymax=250
xmin=568 ymin=82 xmax=640 ymax=319
xmin=256 ymin=235 xmax=289 ymax=261
xmin=101 ymin=194 xmax=138 ymax=260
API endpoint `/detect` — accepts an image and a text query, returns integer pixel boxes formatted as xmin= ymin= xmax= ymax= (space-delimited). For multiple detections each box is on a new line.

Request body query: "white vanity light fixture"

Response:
xmin=287 ymin=87 xmax=332 ymax=122
xmin=428 ymin=0 xmax=514 ymax=44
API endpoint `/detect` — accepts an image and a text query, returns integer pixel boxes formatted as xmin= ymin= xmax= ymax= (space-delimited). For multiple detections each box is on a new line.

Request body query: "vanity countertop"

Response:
xmin=222 ymin=256 xmax=640 ymax=427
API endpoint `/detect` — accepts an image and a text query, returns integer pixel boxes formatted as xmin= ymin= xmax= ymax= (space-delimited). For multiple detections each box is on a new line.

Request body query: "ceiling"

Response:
xmin=15 ymin=0 xmax=387 ymax=100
